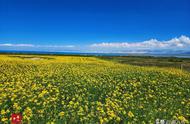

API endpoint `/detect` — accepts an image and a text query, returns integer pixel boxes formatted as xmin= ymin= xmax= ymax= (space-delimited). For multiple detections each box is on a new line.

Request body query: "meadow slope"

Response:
xmin=0 ymin=55 xmax=190 ymax=123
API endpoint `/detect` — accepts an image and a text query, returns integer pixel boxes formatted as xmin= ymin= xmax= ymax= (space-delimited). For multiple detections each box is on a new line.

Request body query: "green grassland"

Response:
xmin=98 ymin=56 xmax=190 ymax=72
xmin=0 ymin=54 xmax=190 ymax=123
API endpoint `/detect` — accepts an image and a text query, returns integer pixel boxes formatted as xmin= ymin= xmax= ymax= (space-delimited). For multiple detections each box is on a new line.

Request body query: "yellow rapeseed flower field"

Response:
xmin=0 ymin=55 xmax=190 ymax=123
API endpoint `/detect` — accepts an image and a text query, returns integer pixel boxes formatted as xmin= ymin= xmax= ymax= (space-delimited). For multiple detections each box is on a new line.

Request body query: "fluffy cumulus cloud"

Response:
xmin=91 ymin=35 xmax=190 ymax=49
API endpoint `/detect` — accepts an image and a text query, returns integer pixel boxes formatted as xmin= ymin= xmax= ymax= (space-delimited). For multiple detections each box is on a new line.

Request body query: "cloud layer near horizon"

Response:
xmin=0 ymin=44 xmax=75 ymax=48
xmin=0 ymin=43 xmax=76 ymax=52
xmin=0 ymin=43 xmax=34 ymax=47
xmin=91 ymin=35 xmax=190 ymax=49
xmin=89 ymin=35 xmax=190 ymax=53
xmin=0 ymin=35 xmax=190 ymax=53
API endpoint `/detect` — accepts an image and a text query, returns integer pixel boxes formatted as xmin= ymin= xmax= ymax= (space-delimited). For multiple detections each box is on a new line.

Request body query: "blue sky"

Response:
xmin=0 ymin=0 xmax=190 ymax=53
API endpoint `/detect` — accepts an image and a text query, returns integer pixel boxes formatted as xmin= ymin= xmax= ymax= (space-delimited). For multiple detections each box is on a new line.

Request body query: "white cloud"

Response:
xmin=36 ymin=45 xmax=75 ymax=48
xmin=0 ymin=43 xmax=75 ymax=48
xmin=90 ymin=35 xmax=190 ymax=49
xmin=1 ymin=36 xmax=190 ymax=54
xmin=0 ymin=43 xmax=34 ymax=47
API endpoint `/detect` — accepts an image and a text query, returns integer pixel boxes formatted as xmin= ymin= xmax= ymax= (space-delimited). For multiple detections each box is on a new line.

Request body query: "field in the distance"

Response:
xmin=98 ymin=56 xmax=190 ymax=72
xmin=0 ymin=54 xmax=190 ymax=123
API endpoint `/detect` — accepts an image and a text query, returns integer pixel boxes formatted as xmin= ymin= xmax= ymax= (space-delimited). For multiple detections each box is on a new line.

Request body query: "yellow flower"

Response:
xmin=38 ymin=89 xmax=48 ymax=97
xmin=181 ymin=101 xmax=185 ymax=104
xmin=178 ymin=116 xmax=189 ymax=123
xmin=23 ymin=107 xmax=33 ymax=121
xmin=138 ymin=105 xmax=144 ymax=109
xmin=37 ymin=109 xmax=44 ymax=114
xmin=116 ymin=117 xmax=121 ymax=121
xmin=1 ymin=117 xmax=8 ymax=122
xmin=13 ymin=103 xmax=21 ymax=112
xmin=1 ymin=109 xmax=6 ymax=115
xmin=99 ymin=117 xmax=103 ymax=124
xmin=59 ymin=111 xmax=65 ymax=117
xmin=128 ymin=111 xmax=134 ymax=118
xmin=107 ymin=110 xmax=116 ymax=118
xmin=0 ymin=54 xmax=190 ymax=123
xmin=47 ymin=121 xmax=55 ymax=124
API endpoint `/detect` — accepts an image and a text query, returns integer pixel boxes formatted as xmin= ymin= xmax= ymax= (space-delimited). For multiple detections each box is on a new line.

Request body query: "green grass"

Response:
xmin=98 ymin=56 xmax=190 ymax=72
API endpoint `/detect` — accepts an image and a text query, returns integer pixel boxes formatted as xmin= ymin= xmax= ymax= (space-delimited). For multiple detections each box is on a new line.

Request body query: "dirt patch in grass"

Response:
xmin=8 ymin=55 xmax=54 ymax=60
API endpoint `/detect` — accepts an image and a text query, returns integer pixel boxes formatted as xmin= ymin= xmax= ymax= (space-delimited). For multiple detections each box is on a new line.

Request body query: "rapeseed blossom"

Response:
xmin=0 ymin=55 xmax=189 ymax=123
